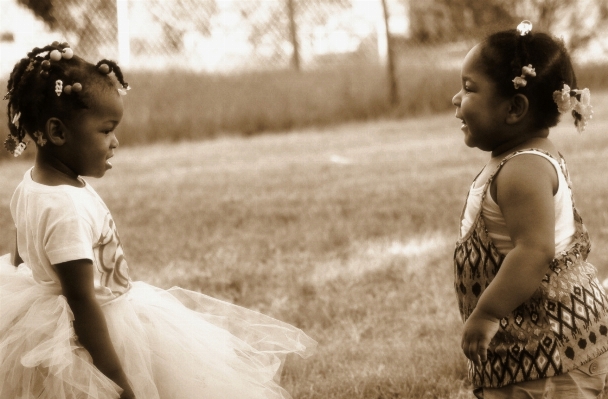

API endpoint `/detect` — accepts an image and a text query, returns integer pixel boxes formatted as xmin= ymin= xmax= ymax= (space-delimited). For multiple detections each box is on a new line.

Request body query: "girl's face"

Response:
xmin=62 ymin=90 xmax=123 ymax=178
xmin=452 ymin=44 xmax=512 ymax=153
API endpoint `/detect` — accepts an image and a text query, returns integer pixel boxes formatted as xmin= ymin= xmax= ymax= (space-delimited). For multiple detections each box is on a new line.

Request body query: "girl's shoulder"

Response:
xmin=489 ymin=146 xmax=563 ymax=201
xmin=494 ymin=137 xmax=562 ymax=176
xmin=14 ymin=172 xmax=105 ymax=220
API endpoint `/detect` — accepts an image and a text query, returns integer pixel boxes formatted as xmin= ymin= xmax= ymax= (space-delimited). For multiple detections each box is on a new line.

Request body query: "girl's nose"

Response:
xmin=452 ymin=91 xmax=461 ymax=107
xmin=111 ymin=136 xmax=119 ymax=149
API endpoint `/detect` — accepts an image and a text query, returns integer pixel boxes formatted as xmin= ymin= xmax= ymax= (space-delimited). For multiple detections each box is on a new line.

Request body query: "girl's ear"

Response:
xmin=45 ymin=118 xmax=67 ymax=146
xmin=505 ymin=94 xmax=529 ymax=124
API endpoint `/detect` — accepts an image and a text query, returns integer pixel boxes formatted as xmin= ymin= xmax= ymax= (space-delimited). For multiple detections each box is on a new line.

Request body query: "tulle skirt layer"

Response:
xmin=0 ymin=255 xmax=316 ymax=399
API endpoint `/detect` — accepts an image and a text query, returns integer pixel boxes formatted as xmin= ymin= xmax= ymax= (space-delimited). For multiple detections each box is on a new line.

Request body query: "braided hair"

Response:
xmin=4 ymin=42 xmax=129 ymax=155
xmin=477 ymin=29 xmax=581 ymax=130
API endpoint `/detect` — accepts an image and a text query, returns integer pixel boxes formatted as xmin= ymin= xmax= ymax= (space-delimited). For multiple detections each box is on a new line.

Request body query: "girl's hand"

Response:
xmin=461 ymin=311 xmax=500 ymax=368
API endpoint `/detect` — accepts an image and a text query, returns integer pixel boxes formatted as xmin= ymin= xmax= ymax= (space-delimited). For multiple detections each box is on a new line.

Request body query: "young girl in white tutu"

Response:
xmin=0 ymin=42 xmax=316 ymax=399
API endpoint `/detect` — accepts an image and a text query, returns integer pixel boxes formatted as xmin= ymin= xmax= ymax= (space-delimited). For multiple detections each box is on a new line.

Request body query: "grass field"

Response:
xmin=1 ymin=52 xmax=606 ymax=152
xmin=1 ymin=92 xmax=608 ymax=398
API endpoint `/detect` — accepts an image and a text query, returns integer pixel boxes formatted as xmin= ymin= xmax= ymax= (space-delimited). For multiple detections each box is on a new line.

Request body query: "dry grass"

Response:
xmin=1 ymin=92 xmax=608 ymax=398
xmin=1 ymin=54 xmax=606 ymax=155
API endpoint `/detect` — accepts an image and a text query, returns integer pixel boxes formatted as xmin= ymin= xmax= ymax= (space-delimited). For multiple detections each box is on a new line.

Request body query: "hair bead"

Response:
xmin=62 ymin=48 xmax=74 ymax=60
xmin=4 ymin=43 xmax=130 ymax=156
xmin=50 ymin=50 xmax=62 ymax=61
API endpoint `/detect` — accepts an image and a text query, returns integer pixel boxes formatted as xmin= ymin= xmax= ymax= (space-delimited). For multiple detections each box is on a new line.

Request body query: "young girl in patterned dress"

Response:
xmin=452 ymin=21 xmax=608 ymax=398
xmin=0 ymin=42 xmax=315 ymax=399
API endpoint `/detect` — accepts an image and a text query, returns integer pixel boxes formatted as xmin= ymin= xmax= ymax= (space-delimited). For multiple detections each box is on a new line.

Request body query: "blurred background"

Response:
xmin=1 ymin=0 xmax=608 ymax=150
xmin=2 ymin=3 xmax=608 ymax=397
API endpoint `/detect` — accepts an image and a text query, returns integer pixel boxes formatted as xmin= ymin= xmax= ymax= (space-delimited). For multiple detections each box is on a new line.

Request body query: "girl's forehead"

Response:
xmin=81 ymin=91 xmax=123 ymax=120
xmin=463 ymin=45 xmax=483 ymax=70
xmin=461 ymin=45 xmax=487 ymax=79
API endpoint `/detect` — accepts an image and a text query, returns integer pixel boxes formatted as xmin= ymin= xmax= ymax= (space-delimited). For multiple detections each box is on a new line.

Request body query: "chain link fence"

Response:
xmin=39 ymin=0 xmax=400 ymax=73
xmin=3 ymin=0 xmax=607 ymax=75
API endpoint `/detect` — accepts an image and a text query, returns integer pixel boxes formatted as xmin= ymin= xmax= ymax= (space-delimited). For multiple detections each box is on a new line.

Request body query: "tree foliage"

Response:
xmin=408 ymin=0 xmax=608 ymax=51
xmin=16 ymin=0 xmax=218 ymax=54
xmin=17 ymin=0 xmax=55 ymax=27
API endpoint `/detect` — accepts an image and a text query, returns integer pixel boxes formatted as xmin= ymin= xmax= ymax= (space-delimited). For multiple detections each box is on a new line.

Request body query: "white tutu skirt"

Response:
xmin=0 ymin=255 xmax=316 ymax=399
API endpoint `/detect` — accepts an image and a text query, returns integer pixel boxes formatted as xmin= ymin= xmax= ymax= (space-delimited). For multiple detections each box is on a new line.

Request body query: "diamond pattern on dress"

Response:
xmin=454 ymin=149 xmax=608 ymax=388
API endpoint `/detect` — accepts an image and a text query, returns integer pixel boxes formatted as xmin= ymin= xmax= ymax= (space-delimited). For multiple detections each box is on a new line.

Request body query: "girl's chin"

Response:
xmin=462 ymin=132 xmax=475 ymax=147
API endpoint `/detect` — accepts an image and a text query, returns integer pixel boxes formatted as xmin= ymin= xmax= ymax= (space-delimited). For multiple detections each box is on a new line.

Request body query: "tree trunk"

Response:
xmin=381 ymin=0 xmax=398 ymax=106
xmin=287 ymin=0 xmax=301 ymax=71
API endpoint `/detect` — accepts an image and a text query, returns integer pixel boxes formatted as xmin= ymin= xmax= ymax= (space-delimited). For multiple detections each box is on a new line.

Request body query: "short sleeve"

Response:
xmin=44 ymin=213 xmax=95 ymax=265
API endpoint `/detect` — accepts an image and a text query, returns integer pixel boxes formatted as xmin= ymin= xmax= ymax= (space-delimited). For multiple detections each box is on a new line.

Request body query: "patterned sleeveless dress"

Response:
xmin=454 ymin=149 xmax=608 ymax=388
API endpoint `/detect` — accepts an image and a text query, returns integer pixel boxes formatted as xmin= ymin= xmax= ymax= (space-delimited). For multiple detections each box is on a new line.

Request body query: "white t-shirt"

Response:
xmin=11 ymin=168 xmax=131 ymax=303
xmin=460 ymin=151 xmax=576 ymax=255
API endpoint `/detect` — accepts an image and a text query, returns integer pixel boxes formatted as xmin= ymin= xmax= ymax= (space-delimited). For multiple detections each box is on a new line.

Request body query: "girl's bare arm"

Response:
xmin=476 ymin=155 xmax=558 ymax=318
xmin=55 ymin=259 xmax=135 ymax=399
xmin=462 ymin=155 xmax=558 ymax=365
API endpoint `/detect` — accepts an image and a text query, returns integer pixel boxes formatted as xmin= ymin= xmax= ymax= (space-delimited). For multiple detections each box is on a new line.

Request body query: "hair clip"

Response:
xmin=55 ymin=80 xmax=63 ymax=96
xmin=553 ymin=84 xmax=593 ymax=133
xmin=13 ymin=139 xmax=29 ymax=157
xmin=4 ymin=135 xmax=29 ymax=157
xmin=3 ymin=134 xmax=17 ymax=154
xmin=517 ymin=20 xmax=532 ymax=36
xmin=3 ymin=89 xmax=12 ymax=100
xmin=117 ymin=84 xmax=131 ymax=95
xmin=512 ymin=64 xmax=536 ymax=89
xmin=25 ymin=59 xmax=35 ymax=72
xmin=12 ymin=112 xmax=21 ymax=125
xmin=33 ymin=130 xmax=47 ymax=147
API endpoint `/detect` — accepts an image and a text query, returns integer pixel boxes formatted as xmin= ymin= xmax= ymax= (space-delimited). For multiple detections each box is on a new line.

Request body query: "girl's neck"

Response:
xmin=32 ymin=152 xmax=84 ymax=187
xmin=490 ymin=128 xmax=550 ymax=159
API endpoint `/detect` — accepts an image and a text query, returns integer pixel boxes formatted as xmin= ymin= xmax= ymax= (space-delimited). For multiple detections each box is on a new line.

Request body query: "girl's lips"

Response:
xmin=456 ymin=116 xmax=467 ymax=129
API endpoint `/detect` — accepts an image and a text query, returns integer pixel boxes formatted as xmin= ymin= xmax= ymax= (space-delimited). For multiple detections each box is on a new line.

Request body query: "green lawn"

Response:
xmin=1 ymin=92 xmax=608 ymax=398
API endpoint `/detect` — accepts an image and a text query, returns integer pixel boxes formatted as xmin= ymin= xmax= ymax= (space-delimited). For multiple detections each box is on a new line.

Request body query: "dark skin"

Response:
xmin=12 ymin=90 xmax=135 ymax=399
xmin=453 ymin=45 xmax=559 ymax=368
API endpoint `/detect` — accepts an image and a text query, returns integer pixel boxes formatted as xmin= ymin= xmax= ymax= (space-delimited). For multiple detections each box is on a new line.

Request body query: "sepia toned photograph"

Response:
xmin=1 ymin=1 xmax=608 ymax=398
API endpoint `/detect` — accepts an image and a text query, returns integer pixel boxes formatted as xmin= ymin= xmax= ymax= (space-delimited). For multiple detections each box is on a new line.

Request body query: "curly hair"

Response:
xmin=4 ymin=42 xmax=129 ymax=152
xmin=478 ymin=29 xmax=581 ymax=130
